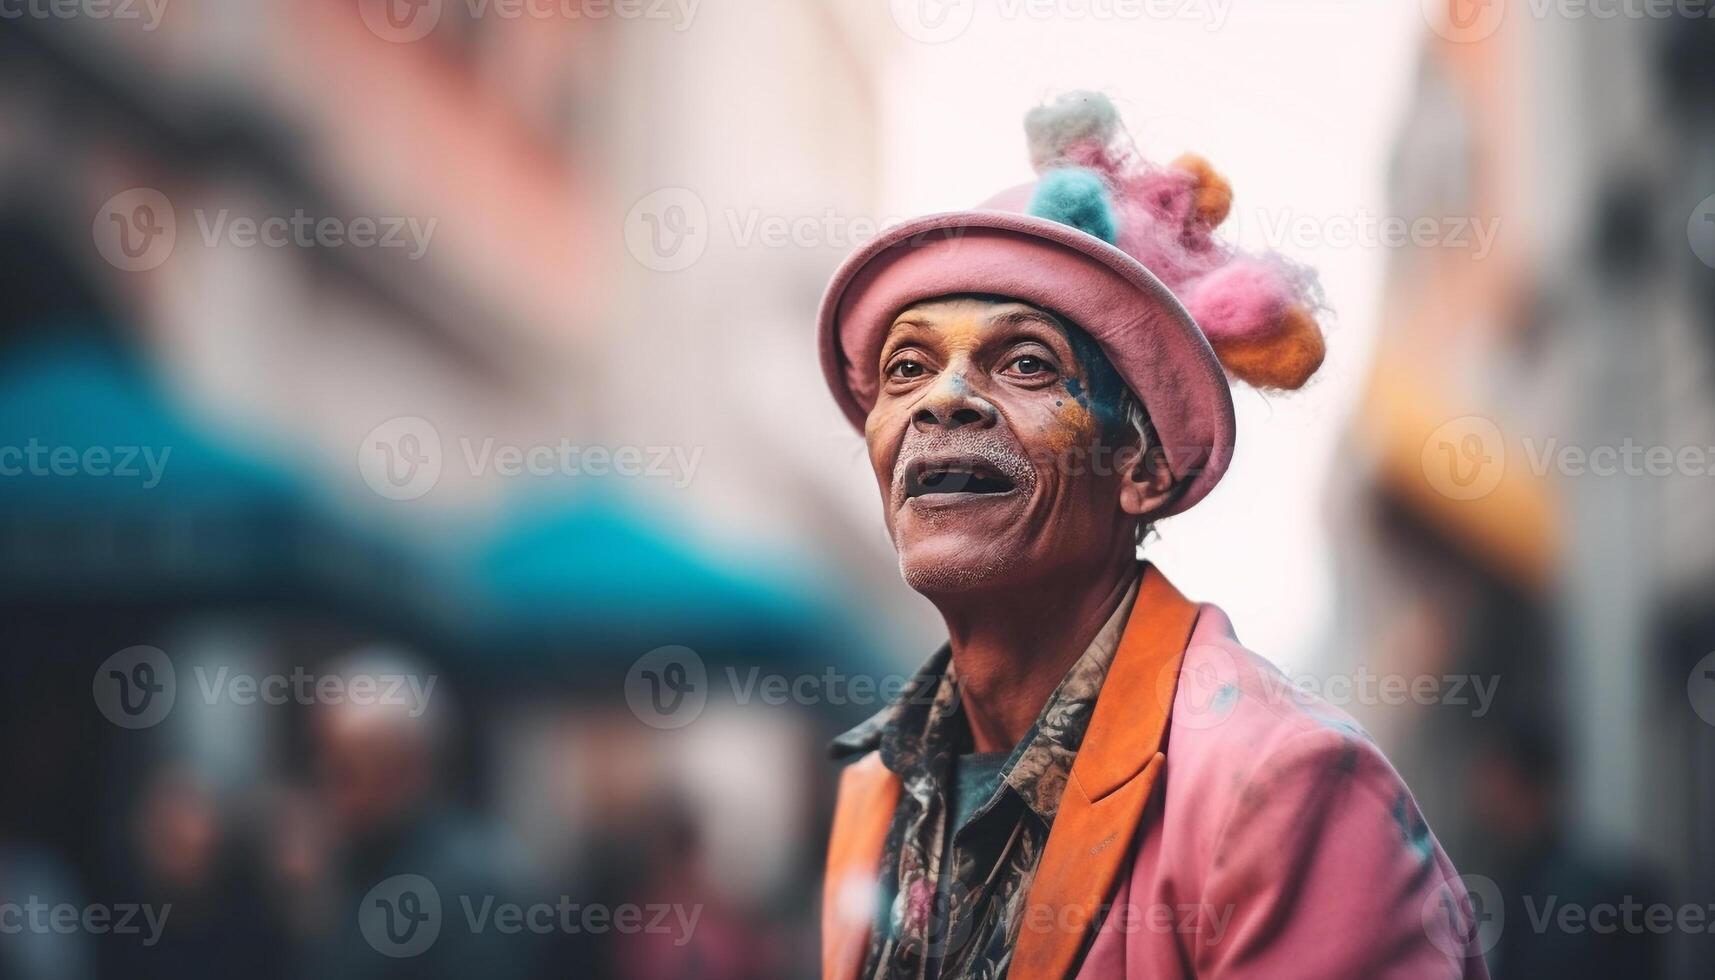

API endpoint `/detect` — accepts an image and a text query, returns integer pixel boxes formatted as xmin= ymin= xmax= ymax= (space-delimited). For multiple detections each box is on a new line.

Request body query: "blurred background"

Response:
xmin=0 ymin=0 xmax=1712 ymax=976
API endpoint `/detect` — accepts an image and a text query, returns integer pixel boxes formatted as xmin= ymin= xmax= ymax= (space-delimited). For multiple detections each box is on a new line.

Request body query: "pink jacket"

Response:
xmin=824 ymin=565 xmax=1490 ymax=979
xmin=1069 ymin=602 xmax=1489 ymax=978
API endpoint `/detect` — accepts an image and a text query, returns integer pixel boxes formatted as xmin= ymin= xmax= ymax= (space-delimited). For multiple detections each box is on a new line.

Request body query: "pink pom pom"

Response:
xmin=1183 ymin=260 xmax=1297 ymax=343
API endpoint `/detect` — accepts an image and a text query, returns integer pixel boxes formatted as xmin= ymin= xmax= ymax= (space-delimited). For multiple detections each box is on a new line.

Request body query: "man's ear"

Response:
xmin=1118 ymin=442 xmax=1178 ymax=518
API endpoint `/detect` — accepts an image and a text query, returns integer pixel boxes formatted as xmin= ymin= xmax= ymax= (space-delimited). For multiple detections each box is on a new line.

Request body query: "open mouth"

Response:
xmin=904 ymin=458 xmax=1019 ymax=499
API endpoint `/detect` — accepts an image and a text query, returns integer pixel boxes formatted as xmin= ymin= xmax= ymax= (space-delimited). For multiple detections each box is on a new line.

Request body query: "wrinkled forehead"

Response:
xmin=885 ymin=294 xmax=1075 ymax=348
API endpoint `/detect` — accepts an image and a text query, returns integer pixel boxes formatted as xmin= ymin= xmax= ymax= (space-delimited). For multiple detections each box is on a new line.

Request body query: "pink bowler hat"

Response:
xmin=817 ymin=92 xmax=1326 ymax=519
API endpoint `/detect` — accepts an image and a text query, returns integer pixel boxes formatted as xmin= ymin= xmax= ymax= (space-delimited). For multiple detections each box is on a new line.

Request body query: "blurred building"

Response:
xmin=1330 ymin=4 xmax=1715 ymax=978
xmin=1 ymin=3 xmax=895 ymax=977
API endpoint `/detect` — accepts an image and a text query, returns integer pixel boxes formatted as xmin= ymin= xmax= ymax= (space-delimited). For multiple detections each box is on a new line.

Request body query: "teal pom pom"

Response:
xmin=1027 ymin=167 xmax=1118 ymax=244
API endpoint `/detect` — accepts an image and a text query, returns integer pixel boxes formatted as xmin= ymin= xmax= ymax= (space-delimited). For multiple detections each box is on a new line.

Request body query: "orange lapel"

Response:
xmin=1011 ymin=563 xmax=1202 ymax=978
xmin=822 ymin=751 xmax=901 ymax=980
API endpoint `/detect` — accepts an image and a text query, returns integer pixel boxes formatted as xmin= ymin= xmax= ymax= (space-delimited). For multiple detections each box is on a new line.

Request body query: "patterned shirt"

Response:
xmin=829 ymin=579 xmax=1140 ymax=980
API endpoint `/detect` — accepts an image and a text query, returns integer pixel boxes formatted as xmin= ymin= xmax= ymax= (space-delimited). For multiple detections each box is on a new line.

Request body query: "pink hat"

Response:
xmin=817 ymin=92 xmax=1325 ymax=518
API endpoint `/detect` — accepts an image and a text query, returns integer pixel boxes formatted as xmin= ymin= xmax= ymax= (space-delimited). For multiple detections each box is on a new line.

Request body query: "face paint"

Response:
xmin=864 ymin=295 xmax=1151 ymax=596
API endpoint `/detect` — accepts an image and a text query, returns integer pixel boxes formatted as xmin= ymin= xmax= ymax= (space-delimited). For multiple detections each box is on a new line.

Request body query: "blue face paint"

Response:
xmin=1062 ymin=327 xmax=1131 ymax=440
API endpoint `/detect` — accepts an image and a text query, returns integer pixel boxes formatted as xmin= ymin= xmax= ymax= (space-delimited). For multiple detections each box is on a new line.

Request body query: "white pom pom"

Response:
xmin=1023 ymin=90 xmax=1120 ymax=172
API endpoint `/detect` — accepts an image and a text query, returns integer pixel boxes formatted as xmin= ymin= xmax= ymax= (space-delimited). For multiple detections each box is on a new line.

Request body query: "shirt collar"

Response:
xmin=828 ymin=573 xmax=1141 ymax=823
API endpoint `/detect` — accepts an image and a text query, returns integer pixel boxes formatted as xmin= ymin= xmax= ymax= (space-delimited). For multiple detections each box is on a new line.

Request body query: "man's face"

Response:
xmin=865 ymin=296 xmax=1144 ymax=594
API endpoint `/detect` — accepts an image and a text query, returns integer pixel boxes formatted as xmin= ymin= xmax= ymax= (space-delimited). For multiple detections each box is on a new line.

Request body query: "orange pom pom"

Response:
xmin=1208 ymin=304 xmax=1326 ymax=390
xmin=1172 ymin=153 xmax=1233 ymax=227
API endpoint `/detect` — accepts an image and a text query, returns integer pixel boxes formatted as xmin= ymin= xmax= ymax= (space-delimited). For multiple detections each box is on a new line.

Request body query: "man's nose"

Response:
xmin=912 ymin=369 xmax=999 ymax=432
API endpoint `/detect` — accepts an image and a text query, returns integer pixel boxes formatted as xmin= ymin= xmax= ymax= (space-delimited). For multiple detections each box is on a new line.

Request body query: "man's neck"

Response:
xmin=933 ymin=555 xmax=1142 ymax=754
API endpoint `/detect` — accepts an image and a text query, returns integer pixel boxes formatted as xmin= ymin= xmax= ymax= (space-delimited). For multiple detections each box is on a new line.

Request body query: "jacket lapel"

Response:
xmin=820 ymin=563 xmax=1201 ymax=980
xmin=823 ymin=751 xmax=901 ymax=980
xmin=1010 ymin=563 xmax=1202 ymax=977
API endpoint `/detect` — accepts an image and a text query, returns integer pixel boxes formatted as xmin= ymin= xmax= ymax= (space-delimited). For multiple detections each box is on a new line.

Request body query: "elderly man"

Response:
xmin=816 ymin=93 xmax=1489 ymax=980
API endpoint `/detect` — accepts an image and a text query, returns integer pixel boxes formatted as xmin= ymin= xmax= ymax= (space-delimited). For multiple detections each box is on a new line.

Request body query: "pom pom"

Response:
xmin=1024 ymin=91 xmax=1122 ymax=172
xmin=1027 ymin=168 xmax=1119 ymax=244
xmin=1170 ymin=153 xmax=1232 ymax=227
xmin=1018 ymin=91 xmax=1329 ymax=391
xmin=1205 ymin=305 xmax=1325 ymax=390
xmin=1183 ymin=260 xmax=1326 ymax=390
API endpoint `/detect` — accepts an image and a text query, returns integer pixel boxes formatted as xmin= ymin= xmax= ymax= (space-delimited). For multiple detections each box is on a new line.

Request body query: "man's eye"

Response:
xmin=890 ymin=360 xmax=926 ymax=379
xmin=1008 ymin=356 xmax=1051 ymax=376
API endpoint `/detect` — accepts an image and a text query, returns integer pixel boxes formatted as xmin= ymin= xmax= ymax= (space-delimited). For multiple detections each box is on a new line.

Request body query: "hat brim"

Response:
xmin=817 ymin=210 xmax=1236 ymax=518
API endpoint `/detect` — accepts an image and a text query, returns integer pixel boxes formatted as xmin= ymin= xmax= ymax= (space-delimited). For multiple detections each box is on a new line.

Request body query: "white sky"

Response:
xmin=875 ymin=0 xmax=1426 ymax=668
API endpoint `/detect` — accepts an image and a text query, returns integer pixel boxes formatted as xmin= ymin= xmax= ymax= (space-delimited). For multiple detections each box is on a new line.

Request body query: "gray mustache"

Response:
xmin=890 ymin=433 xmax=1038 ymax=500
